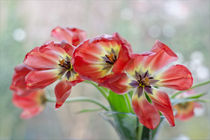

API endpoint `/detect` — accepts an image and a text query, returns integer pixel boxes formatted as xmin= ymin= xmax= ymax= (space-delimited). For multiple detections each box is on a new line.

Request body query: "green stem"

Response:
xmin=85 ymin=80 xmax=108 ymax=99
xmin=171 ymin=80 xmax=210 ymax=98
xmin=136 ymin=118 xmax=143 ymax=140
xmin=124 ymin=93 xmax=134 ymax=113
xmin=47 ymin=96 xmax=109 ymax=111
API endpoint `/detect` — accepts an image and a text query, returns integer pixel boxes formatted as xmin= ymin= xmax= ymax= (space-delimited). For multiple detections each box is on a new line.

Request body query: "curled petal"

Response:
xmin=24 ymin=52 xmax=58 ymax=69
xmin=54 ymin=41 xmax=75 ymax=57
xmin=149 ymin=90 xmax=175 ymax=126
xmin=157 ymin=65 xmax=193 ymax=90
xmin=54 ymin=80 xmax=72 ymax=108
xmin=24 ymin=42 xmax=67 ymax=69
xmin=10 ymin=64 xmax=36 ymax=96
xmin=144 ymin=40 xmax=178 ymax=72
xmin=26 ymin=70 xmax=58 ymax=88
xmin=132 ymin=94 xmax=160 ymax=129
xmin=51 ymin=26 xmax=86 ymax=46
xmin=99 ymin=73 xmax=130 ymax=94
xmin=51 ymin=26 xmax=73 ymax=45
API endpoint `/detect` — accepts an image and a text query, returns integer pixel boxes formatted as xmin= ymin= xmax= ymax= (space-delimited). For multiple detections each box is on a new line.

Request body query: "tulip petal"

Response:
xmin=157 ymin=64 xmax=193 ymax=90
xmin=51 ymin=26 xmax=73 ymax=45
xmin=125 ymin=53 xmax=153 ymax=77
xmin=24 ymin=52 xmax=58 ymax=69
xmin=51 ymin=26 xmax=86 ymax=46
xmin=149 ymin=90 xmax=175 ymax=126
xmin=26 ymin=70 xmax=58 ymax=88
xmin=132 ymin=94 xmax=160 ymax=129
xmin=12 ymin=89 xmax=45 ymax=119
xmin=99 ymin=73 xmax=130 ymax=94
xmin=21 ymin=107 xmax=43 ymax=119
xmin=10 ymin=64 xmax=35 ymax=95
xmin=54 ymin=80 xmax=72 ymax=108
xmin=144 ymin=40 xmax=178 ymax=72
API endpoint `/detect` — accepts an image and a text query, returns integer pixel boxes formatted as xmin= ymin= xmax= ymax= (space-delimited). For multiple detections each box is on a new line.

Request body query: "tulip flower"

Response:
xmin=174 ymin=90 xmax=202 ymax=121
xmin=24 ymin=41 xmax=83 ymax=108
xmin=10 ymin=64 xmax=37 ymax=96
xmin=12 ymin=89 xmax=46 ymax=119
xmin=73 ymin=33 xmax=132 ymax=83
xmin=100 ymin=41 xmax=193 ymax=129
xmin=51 ymin=26 xmax=86 ymax=46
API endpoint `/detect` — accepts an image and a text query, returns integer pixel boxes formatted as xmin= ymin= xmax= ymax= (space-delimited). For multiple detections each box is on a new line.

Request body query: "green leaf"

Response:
xmin=186 ymin=93 xmax=207 ymax=99
xmin=171 ymin=98 xmax=208 ymax=105
xmin=107 ymin=90 xmax=133 ymax=113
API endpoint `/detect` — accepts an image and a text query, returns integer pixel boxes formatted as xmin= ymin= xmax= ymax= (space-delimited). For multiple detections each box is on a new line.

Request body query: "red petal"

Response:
xmin=21 ymin=107 xmax=43 ymax=119
xmin=132 ymin=94 xmax=160 ymax=129
xmin=157 ymin=64 xmax=193 ymax=90
xmin=51 ymin=26 xmax=73 ymax=45
xmin=10 ymin=64 xmax=35 ymax=95
xmin=99 ymin=73 xmax=130 ymax=94
xmin=54 ymin=41 xmax=74 ymax=57
xmin=66 ymin=27 xmax=86 ymax=46
xmin=25 ymin=70 xmax=58 ymax=88
xmin=54 ymin=81 xmax=72 ymax=108
xmin=51 ymin=26 xmax=86 ymax=46
xmin=12 ymin=89 xmax=45 ymax=119
xmin=149 ymin=90 xmax=175 ymax=126
xmin=73 ymin=56 xmax=104 ymax=81
xmin=13 ymin=91 xmax=39 ymax=109
xmin=144 ymin=40 xmax=178 ymax=72
xmin=112 ymin=33 xmax=132 ymax=73
xmin=125 ymin=53 xmax=153 ymax=76
xmin=175 ymin=109 xmax=194 ymax=121
xmin=24 ymin=52 xmax=58 ymax=69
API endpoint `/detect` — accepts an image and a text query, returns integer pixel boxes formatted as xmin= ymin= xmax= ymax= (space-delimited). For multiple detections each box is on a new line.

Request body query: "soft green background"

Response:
xmin=0 ymin=0 xmax=210 ymax=139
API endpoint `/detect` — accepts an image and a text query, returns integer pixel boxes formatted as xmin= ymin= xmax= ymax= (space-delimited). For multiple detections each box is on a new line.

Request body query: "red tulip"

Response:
xmin=24 ymin=41 xmax=83 ymax=108
xmin=51 ymin=26 xmax=86 ymax=46
xmin=73 ymin=32 xmax=132 ymax=83
xmin=12 ymin=89 xmax=46 ymax=119
xmin=174 ymin=90 xmax=202 ymax=121
xmin=100 ymin=40 xmax=193 ymax=129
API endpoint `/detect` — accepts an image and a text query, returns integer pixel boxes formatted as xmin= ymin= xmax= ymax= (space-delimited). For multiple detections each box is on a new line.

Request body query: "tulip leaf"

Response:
xmin=186 ymin=92 xmax=207 ymax=99
xmin=171 ymin=98 xmax=207 ymax=105
xmin=107 ymin=90 xmax=133 ymax=113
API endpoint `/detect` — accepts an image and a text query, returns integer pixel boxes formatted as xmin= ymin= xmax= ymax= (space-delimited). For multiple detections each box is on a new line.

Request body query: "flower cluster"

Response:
xmin=10 ymin=26 xmax=193 ymax=129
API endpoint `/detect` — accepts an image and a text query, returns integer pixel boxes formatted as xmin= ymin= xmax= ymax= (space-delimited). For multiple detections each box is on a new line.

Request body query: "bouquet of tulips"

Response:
xmin=10 ymin=27 xmax=209 ymax=140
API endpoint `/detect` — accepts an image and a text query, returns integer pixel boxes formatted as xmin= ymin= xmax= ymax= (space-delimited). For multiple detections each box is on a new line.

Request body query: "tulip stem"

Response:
xmin=46 ymin=96 xmax=109 ymax=111
xmin=171 ymin=80 xmax=210 ymax=98
xmin=85 ymin=80 xmax=108 ymax=99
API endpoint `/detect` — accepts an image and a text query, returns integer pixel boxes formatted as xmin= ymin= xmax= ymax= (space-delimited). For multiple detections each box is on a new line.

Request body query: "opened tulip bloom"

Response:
xmin=10 ymin=64 xmax=38 ymax=96
xmin=12 ymin=89 xmax=46 ymax=119
xmin=51 ymin=26 xmax=86 ymax=46
xmin=73 ymin=33 xmax=132 ymax=83
xmin=174 ymin=90 xmax=202 ymax=121
xmin=100 ymin=40 xmax=193 ymax=129
xmin=24 ymin=41 xmax=83 ymax=108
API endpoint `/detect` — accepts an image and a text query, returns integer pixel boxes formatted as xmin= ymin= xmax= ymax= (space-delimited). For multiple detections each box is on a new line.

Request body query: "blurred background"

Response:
xmin=0 ymin=0 xmax=210 ymax=139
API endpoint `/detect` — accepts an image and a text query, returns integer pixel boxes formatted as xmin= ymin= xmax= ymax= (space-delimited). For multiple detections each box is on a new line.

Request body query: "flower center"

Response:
xmin=130 ymin=71 xmax=158 ymax=96
xmin=58 ymin=56 xmax=77 ymax=80
xmin=177 ymin=102 xmax=191 ymax=109
xmin=102 ymin=48 xmax=117 ymax=70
